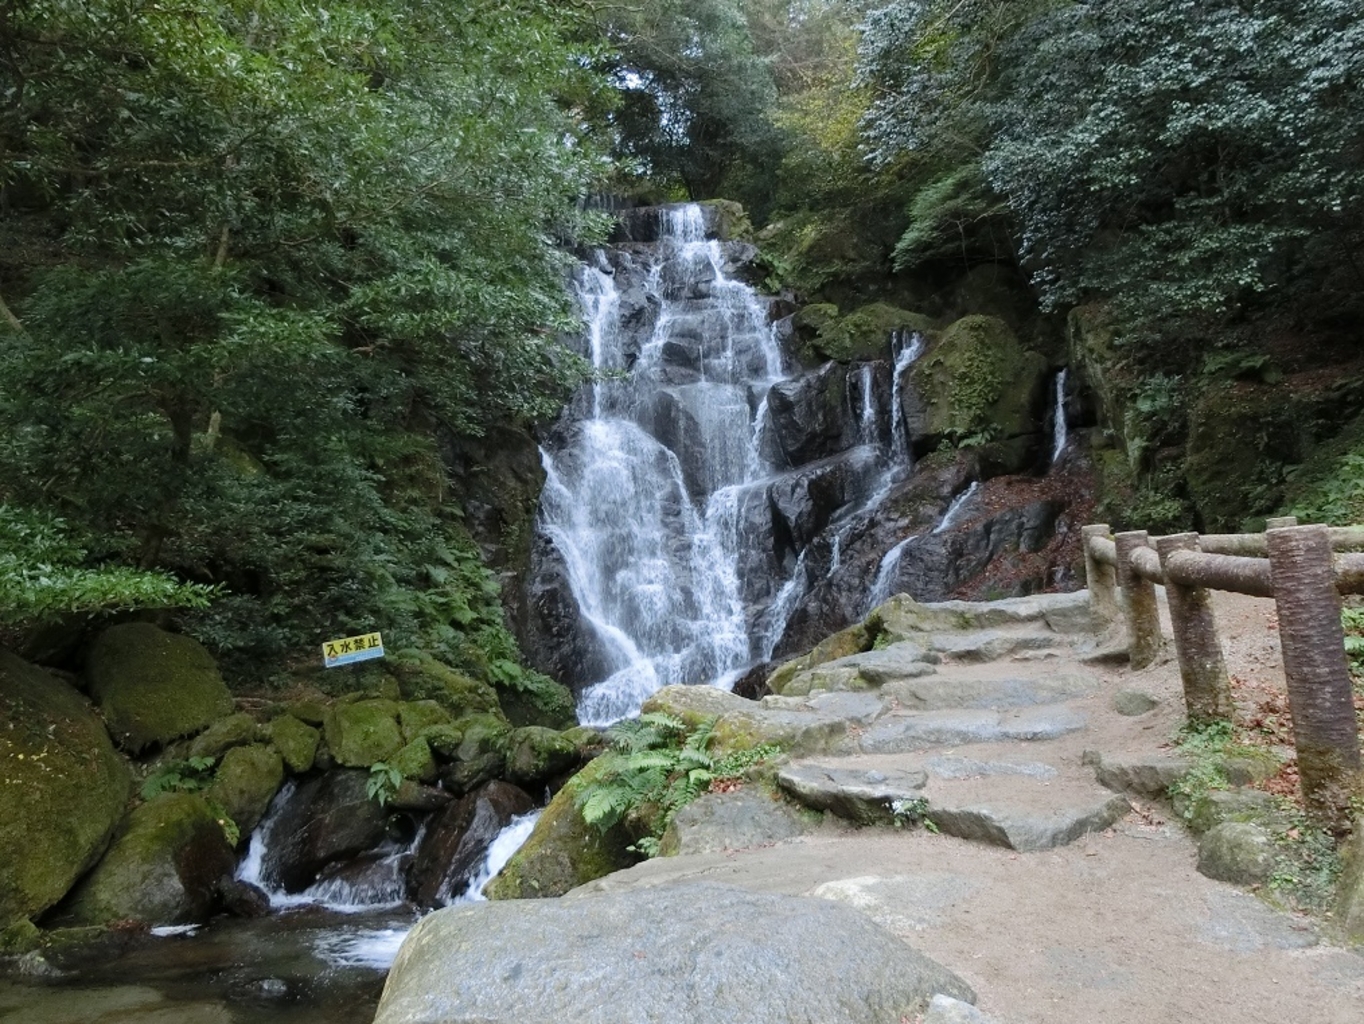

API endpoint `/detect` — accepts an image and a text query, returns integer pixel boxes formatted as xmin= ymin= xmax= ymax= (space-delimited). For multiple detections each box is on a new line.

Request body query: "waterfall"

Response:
xmin=538 ymin=204 xmax=788 ymax=725
xmin=889 ymin=330 xmax=926 ymax=464
xmin=934 ymin=481 xmax=980 ymax=534
xmin=1051 ymin=369 xmax=1069 ymax=466
xmin=867 ymin=535 xmax=920 ymax=611
xmin=454 ymin=810 xmax=541 ymax=903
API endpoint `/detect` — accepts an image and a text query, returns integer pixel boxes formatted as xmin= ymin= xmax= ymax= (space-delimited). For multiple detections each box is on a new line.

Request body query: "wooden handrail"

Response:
xmin=1081 ymin=520 xmax=1362 ymax=828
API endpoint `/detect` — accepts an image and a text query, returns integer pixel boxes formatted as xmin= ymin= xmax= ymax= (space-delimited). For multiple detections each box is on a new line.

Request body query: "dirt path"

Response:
xmin=576 ymin=592 xmax=1364 ymax=1023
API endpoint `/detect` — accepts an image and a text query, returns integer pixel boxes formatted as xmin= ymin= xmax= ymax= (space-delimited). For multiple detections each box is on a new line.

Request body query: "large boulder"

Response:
xmin=0 ymin=651 xmax=132 ymax=927
xmin=206 ymin=744 xmax=284 ymax=839
xmin=375 ymin=883 xmax=974 ymax=1024
xmin=504 ymin=726 xmax=579 ymax=788
xmin=761 ymin=362 xmax=855 ymax=468
xmin=642 ymin=685 xmax=850 ymax=756
xmin=905 ymin=315 xmax=1048 ymax=457
xmin=85 ymin=623 xmax=234 ymax=753
xmin=61 ymin=792 xmax=235 ymax=926
xmin=264 ymin=714 xmax=319 ymax=774
xmin=323 ymin=699 xmax=405 ymax=768
xmin=255 ymin=770 xmax=389 ymax=892
xmin=408 ymin=781 xmax=535 ymax=907
xmin=389 ymin=653 xmax=504 ymax=721
xmin=484 ymin=757 xmax=637 ymax=900
xmin=795 ymin=302 xmax=936 ymax=364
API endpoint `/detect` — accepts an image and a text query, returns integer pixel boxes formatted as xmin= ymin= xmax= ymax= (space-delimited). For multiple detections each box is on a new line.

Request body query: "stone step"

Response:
xmin=779 ymin=752 xmax=1130 ymax=852
xmin=857 ymin=706 xmax=1087 ymax=754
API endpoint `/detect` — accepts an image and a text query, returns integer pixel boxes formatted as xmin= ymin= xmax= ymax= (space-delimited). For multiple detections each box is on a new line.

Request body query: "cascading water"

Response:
xmin=867 ymin=535 xmax=919 ymax=611
xmin=539 ymin=205 xmax=788 ymax=725
xmin=934 ymin=481 xmax=980 ymax=535
xmin=1051 ymin=369 xmax=1069 ymax=466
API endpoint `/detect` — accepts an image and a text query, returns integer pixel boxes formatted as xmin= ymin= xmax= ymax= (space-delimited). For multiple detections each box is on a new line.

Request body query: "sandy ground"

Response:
xmin=573 ymin=591 xmax=1364 ymax=1024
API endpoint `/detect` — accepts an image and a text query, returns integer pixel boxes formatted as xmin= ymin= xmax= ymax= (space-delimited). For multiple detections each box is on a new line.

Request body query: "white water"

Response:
xmin=889 ymin=330 xmax=926 ymax=464
xmin=1051 ymin=369 xmax=1069 ymax=466
xmin=454 ymin=810 xmax=541 ymax=903
xmin=933 ymin=481 xmax=980 ymax=534
xmin=237 ymin=792 xmax=544 ymax=972
xmin=540 ymin=205 xmax=788 ymax=725
xmin=867 ymin=534 xmax=920 ymax=611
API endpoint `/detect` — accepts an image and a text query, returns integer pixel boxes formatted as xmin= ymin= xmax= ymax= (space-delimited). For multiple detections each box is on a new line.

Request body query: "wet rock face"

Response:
xmin=257 ymin=771 xmax=389 ymax=893
xmin=408 ymin=780 xmax=534 ymax=907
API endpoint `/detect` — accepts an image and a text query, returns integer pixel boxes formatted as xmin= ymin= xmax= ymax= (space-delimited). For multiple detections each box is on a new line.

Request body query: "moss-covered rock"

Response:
xmin=766 ymin=621 xmax=874 ymax=696
xmin=907 ymin=315 xmax=1048 ymax=454
xmin=505 ymin=727 xmax=579 ymax=788
xmin=206 ymin=744 xmax=284 ymax=839
xmin=188 ymin=713 xmax=262 ymax=761
xmin=1338 ymin=818 xmax=1364 ymax=944
xmin=323 ymin=699 xmax=404 ymax=768
xmin=389 ymin=652 xmax=504 ymax=720
xmin=795 ymin=302 xmax=936 ymax=365
xmin=62 ymin=793 xmax=234 ymax=926
xmin=391 ymin=738 xmax=438 ymax=784
xmin=415 ymin=723 xmax=464 ymax=761
xmin=0 ymin=917 xmax=39 ymax=955
xmin=495 ymin=679 xmax=577 ymax=731
xmin=0 ymin=651 xmax=132 ymax=929
xmin=397 ymin=700 xmax=453 ymax=744
xmin=1185 ymin=382 xmax=1306 ymax=532
xmin=454 ymin=713 xmax=512 ymax=761
xmin=285 ymin=696 xmax=330 ymax=727
xmin=85 ymin=624 xmax=234 ymax=754
xmin=264 ymin=714 xmax=319 ymax=774
xmin=484 ymin=758 xmax=638 ymax=900
xmin=698 ymin=199 xmax=754 ymax=242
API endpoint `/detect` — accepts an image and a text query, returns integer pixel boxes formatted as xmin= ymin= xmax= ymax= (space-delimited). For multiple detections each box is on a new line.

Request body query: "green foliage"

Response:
xmin=1341 ymin=608 xmax=1364 ymax=680
xmin=0 ymin=505 xmax=216 ymax=628
xmin=1266 ymin=813 xmax=1344 ymax=915
xmin=140 ymin=756 xmax=218 ymax=801
xmin=575 ymin=713 xmax=783 ymax=857
xmin=1168 ymin=719 xmax=1238 ymax=816
xmin=0 ymin=1 xmax=609 ymax=681
xmin=366 ymin=761 xmax=402 ymax=808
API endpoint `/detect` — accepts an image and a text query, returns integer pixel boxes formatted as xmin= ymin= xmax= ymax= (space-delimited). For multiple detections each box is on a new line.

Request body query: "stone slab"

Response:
xmin=883 ymin=673 xmax=1098 ymax=712
xmin=925 ymin=791 xmax=1131 ymax=852
xmin=658 ymin=788 xmax=808 ymax=857
xmin=859 ymin=707 xmax=1086 ymax=754
xmin=777 ymin=762 xmax=928 ymax=825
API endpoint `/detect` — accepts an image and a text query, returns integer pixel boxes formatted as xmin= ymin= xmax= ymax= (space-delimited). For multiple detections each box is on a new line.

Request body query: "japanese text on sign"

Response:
xmin=322 ymin=631 xmax=384 ymax=668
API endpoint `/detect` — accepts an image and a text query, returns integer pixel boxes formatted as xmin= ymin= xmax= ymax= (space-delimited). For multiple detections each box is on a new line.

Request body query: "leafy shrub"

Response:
xmin=140 ymin=756 xmax=218 ymax=801
xmin=366 ymin=762 xmax=403 ymax=807
xmin=575 ymin=713 xmax=783 ymax=857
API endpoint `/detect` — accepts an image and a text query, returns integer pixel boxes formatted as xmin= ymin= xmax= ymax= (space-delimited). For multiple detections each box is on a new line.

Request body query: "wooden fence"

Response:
xmin=1083 ymin=519 xmax=1364 ymax=829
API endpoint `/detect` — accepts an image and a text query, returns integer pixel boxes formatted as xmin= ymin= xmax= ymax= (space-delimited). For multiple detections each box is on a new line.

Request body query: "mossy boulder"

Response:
xmin=206 ymin=744 xmax=284 ymax=839
xmin=397 ymin=700 xmax=453 ymax=744
xmin=698 ymin=199 xmax=754 ymax=242
xmin=484 ymin=758 xmax=638 ymax=900
xmin=188 ymin=713 xmax=262 ymax=761
xmin=415 ymin=723 xmax=465 ymax=761
xmin=391 ymin=738 xmax=438 ymax=784
xmin=1185 ymin=382 xmax=1306 ymax=532
xmin=85 ymin=623 xmax=234 ymax=754
xmin=766 ymin=621 xmax=875 ymax=696
xmin=264 ymin=714 xmax=319 ymax=774
xmin=389 ymin=652 xmax=504 ymax=720
xmin=323 ymin=699 xmax=404 ymax=768
xmin=795 ymin=302 xmax=936 ymax=365
xmin=495 ymin=679 xmax=577 ymax=731
xmin=0 ymin=651 xmax=132 ymax=929
xmin=62 ymin=793 xmax=234 ymax=926
xmin=505 ymin=727 xmax=580 ymax=788
xmin=907 ymin=315 xmax=1048 ymax=456
xmin=454 ymin=713 xmax=512 ymax=761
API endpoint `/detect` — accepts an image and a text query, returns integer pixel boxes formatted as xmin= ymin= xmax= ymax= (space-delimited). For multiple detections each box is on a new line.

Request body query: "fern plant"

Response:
xmin=140 ymin=756 xmax=218 ymax=800
xmin=575 ymin=713 xmax=781 ymax=857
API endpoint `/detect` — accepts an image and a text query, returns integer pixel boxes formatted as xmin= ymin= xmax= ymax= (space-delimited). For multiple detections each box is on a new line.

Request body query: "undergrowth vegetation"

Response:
xmin=575 ymin=713 xmax=783 ymax=857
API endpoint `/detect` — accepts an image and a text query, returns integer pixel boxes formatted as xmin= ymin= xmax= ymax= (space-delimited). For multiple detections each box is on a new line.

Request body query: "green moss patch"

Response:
xmin=85 ymin=623 xmax=234 ymax=754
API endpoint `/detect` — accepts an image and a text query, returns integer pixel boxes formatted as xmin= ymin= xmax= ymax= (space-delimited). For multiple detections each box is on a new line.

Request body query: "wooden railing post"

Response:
xmin=1115 ymin=530 xmax=1162 ymax=668
xmin=1267 ymin=525 xmax=1363 ymax=831
xmin=1265 ymin=515 xmax=1299 ymax=531
xmin=1082 ymin=523 xmax=1120 ymax=633
xmin=1156 ymin=533 xmax=1234 ymax=724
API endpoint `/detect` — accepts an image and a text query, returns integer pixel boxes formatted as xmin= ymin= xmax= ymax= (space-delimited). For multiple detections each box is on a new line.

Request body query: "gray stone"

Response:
xmin=779 ymin=644 xmax=939 ymax=697
xmin=883 ymin=673 xmax=1097 ymax=712
xmin=778 ymin=762 xmax=929 ymax=825
xmin=925 ymin=757 xmax=1058 ymax=781
xmin=657 ymin=788 xmax=808 ymax=856
xmin=1092 ymin=754 xmax=1192 ymax=798
xmin=1198 ymin=887 xmax=1318 ymax=952
xmin=762 ymin=690 xmax=886 ymax=726
xmin=642 ymin=685 xmax=851 ymax=757
xmin=923 ymin=994 xmax=1001 ymax=1024
xmin=1186 ymin=789 xmax=1281 ymax=834
xmin=926 ymin=630 xmax=1062 ymax=662
xmin=374 ymin=883 xmax=974 ymax=1024
xmin=1112 ymin=690 xmax=1159 ymax=716
xmin=926 ymin=792 xmax=1131 ymax=852
xmin=1197 ymin=822 xmax=1277 ymax=886
xmin=810 ymin=873 xmax=979 ymax=934
xmin=859 ymin=707 xmax=1086 ymax=754
xmin=873 ymin=592 xmax=1091 ymax=639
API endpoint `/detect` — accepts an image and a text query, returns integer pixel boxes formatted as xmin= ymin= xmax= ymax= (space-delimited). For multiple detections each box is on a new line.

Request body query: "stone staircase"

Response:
xmin=647 ymin=591 xmax=1155 ymax=854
